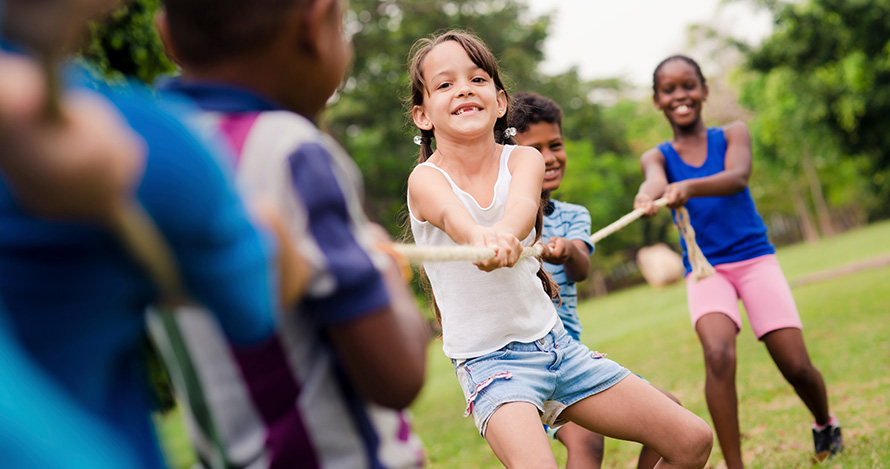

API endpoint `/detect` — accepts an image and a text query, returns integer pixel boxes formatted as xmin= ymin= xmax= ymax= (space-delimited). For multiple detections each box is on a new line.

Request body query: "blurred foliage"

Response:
xmin=741 ymin=0 xmax=890 ymax=219
xmin=81 ymin=0 xmax=175 ymax=83
xmin=82 ymin=0 xmax=887 ymax=290
xmin=324 ymin=0 xmax=551 ymax=236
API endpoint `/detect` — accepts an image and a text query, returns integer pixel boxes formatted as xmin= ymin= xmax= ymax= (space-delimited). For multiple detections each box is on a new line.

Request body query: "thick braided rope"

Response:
xmin=590 ymin=198 xmax=669 ymax=244
xmin=391 ymin=197 xmax=715 ymax=281
xmin=673 ymin=206 xmax=716 ymax=280
xmin=392 ymin=243 xmax=543 ymax=265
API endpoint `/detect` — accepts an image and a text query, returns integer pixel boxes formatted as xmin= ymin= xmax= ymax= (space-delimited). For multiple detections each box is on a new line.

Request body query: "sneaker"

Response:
xmin=812 ymin=415 xmax=844 ymax=461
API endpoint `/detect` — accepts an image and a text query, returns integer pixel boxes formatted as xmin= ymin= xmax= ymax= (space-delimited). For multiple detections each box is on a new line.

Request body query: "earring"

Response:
xmin=413 ymin=135 xmax=423 ymax=145
xmin=503 ymin=127 xmax=517 ymax=139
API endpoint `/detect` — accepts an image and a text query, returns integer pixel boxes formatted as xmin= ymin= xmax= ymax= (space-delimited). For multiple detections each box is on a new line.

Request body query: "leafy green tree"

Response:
xmin=324 ymin=0 xmax=550 ymax=235
xmin=81 ymin=0 xmax=175 ymax=83
xmin=743 ymin=0 xmax=890 ymax=219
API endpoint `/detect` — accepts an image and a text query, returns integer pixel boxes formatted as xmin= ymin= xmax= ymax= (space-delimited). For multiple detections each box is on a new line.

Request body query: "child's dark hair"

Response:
xmin=652 ymin=55 xmax=707 ymax=94
xmin=160 ymin=0 xmax=305 ymax=67
xmin=407 ymin=30 xmax=514 ymax=163
xmin=508 ymin=92 xmax=563 ymax=134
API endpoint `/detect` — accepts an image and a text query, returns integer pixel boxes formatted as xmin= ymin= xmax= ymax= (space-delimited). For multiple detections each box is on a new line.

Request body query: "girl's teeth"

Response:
xmin=676 ymin=105 xmax=689 ymax=113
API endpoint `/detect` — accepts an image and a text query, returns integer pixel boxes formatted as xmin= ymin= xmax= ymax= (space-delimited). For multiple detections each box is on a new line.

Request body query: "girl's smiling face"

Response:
xmin=653 ymin=59 xmax=708 ymax=129
xmin=412 ymin=40 xmax=507 ymax=141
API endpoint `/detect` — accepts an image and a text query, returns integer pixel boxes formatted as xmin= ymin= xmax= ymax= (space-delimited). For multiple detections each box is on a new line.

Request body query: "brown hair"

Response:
xmin=405 ymin=31 xmax=558 ymax=324
xmin=407 ymin=30 xmax=515 ymax=163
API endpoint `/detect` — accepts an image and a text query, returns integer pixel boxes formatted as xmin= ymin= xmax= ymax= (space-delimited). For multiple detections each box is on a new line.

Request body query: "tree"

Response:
xmin=323 ymin=0 xmax=550 ymax=234
xmin=743 ymin=0 xmax=890 ymax=220
xmin=81 ymin=0 xmax=175 ymax=84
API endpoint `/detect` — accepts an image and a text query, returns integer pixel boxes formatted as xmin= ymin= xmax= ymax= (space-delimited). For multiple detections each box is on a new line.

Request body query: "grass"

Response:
xmin=157 ymin=220 xmax=890 ymax=468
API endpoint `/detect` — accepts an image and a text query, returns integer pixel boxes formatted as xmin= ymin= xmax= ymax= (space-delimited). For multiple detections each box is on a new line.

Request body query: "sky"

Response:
xmin=525 ymin=0 xmax=775 ymax=88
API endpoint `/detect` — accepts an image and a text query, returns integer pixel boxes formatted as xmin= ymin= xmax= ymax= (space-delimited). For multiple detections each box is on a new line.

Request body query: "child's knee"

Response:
xmin=682 ymin=416 xmax=714 ymax=466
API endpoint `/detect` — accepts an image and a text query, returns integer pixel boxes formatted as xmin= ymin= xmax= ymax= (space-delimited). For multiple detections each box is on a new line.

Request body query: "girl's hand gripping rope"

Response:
xmin=471 ymin=226 xmax=522 ymax=272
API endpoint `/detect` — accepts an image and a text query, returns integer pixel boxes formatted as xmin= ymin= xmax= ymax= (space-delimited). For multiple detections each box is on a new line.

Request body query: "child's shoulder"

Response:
xmin=640 ymin=145 xmax=667 ymax=164
xmin=719 ymin=121 xmax=751 ymax=143
xmin=506 ymin=144 xmax=545 ymax=172
xmin=509 ymin=144 xmax=543 ymax=161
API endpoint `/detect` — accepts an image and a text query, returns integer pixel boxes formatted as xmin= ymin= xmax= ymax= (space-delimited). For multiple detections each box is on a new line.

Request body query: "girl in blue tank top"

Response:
xmin=634 ymin=55 xmax=843 ymax=467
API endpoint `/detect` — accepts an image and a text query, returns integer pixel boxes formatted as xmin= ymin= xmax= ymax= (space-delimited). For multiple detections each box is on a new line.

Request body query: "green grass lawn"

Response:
xmin=158 ymin=220 xmax=890 ymax=468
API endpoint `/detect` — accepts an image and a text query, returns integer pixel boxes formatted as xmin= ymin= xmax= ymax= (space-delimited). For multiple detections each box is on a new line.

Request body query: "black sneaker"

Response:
xmin=812 ymin=417 xmax=844 ymax=461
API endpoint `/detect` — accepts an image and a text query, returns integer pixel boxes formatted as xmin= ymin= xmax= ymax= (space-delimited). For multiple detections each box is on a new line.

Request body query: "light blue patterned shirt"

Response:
xmin=542 ymin=199 xmax=595 ymax=341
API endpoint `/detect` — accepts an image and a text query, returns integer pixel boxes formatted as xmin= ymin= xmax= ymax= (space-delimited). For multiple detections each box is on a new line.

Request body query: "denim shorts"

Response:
xmin=452 ymin=321 xmax=630 ymax=437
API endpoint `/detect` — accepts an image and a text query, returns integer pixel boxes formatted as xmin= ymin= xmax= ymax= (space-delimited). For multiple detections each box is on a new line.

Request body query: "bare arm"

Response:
xmin=633 ymin=147 xmax=668 ymax=216
xmin=663 ymin=122 xmax=752 ymax=208
xmin=0 ymin=54 xmax=144 ymax=222
xmin=326 ymin=224 xmax=430 ymax=409
xmin=407 ymin=157 xmax=536 ymax=272
xmin=495 ymin=146 xmax=544 ymax=241
xmin=476 ymin=146 xmax=544 ymax=271
xmin=541 ymin=237 xmax=590 ymax=282
xmin=408 ymin=165 xmax=483 ymax=245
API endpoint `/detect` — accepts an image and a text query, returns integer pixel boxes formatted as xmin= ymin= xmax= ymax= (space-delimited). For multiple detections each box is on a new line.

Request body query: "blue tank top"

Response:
xmin=659 ymin=127 xmax=774 ymax=273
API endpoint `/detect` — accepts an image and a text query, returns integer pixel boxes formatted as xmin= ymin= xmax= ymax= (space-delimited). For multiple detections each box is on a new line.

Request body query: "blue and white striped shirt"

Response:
xmin=542 ymin=199 xmax=595 ymax=341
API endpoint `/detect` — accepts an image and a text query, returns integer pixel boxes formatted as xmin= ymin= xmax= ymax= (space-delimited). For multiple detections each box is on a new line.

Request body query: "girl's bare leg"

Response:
xmin=556 ymin=422 xmax=604 ymax=469
xmin=638 ymin=385 xmax=683 ymax=469
xmin=696 ymin=313 xmax=743 ymax=469
xmin=561 ymin=374 xmax=712 ymax=468
xmin=485 ymin=402 xmax=558 ymax=469
xmin=761 ymin=327 xmax=830 ymax=424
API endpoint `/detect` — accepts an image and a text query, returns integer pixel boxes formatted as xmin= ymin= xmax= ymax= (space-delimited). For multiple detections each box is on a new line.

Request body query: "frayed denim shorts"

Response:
xmin=451 ymin=320 xmax=630 ymax=437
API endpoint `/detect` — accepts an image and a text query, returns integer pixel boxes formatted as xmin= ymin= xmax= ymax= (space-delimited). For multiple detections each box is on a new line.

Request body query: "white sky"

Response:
xmin=525 ymin=0 xmax=774 ymax=88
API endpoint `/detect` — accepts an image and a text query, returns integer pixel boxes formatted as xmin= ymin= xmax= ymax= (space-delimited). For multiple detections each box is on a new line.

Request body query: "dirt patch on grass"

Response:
xmin=790 ymin=253 xmax=890 ymax=288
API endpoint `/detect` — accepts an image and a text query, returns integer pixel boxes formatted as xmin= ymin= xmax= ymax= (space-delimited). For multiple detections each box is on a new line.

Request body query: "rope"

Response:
xmin=674 ymin=206 xmax=716 ymax=280
xmin=391 ymin=243 xmax=543 ymax=265
xmin=390 ymin=197 xmax=715 ymax=281
xmin=109 ymin=201 xmax=184 ymax=298
xmin=589 ymin=198 xmax=669 ymax=244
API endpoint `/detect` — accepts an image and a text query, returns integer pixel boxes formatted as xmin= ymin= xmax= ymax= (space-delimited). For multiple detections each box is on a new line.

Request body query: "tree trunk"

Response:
xmin=790 ymin=183 xmax=820 ymax=243
xmin=802 ymin=149 xmax=835 ymax=237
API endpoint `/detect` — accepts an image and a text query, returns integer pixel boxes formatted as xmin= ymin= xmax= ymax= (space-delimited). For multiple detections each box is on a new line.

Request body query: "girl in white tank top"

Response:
xmin=405 ymin=30 xmax=713 ymax=468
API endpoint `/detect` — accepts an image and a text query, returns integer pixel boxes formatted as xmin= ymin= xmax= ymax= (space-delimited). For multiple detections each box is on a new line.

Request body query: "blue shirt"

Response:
xmin=659 ymin=127 xmax=774 ymax=274
xmin=0 ymin=311 xmax=139 ymax=468
xmin=0 ymin=59 xmax=280 ymax=467
xmin=542 ymin=199 xmax=595 ymax=341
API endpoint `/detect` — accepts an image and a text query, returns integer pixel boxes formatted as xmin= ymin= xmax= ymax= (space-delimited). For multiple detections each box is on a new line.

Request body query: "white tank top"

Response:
xmin=408 ymin=145 xmax=558 ymax=359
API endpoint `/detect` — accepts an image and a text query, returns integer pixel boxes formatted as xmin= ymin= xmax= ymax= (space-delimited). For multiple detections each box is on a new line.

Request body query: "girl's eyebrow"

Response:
xmin=429 ymin=70 xmax=454 ymax=83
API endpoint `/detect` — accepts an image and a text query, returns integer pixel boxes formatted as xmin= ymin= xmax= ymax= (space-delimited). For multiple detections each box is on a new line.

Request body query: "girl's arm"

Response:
xmin=408 ymin=165 xmax=483 ymax=244
xmin=663 ymin=122 xmax=752 ymax=208
xmin=497 ymin=146 xmax=545 ymax=241
xmin=541 ymin=237 xmax=590 ymax=282
xmin=475 ymin=145 xmax=544 ymax=271
xmin=407 ymin=146 xmax=544 ymax=271
xmin=408 ymin=167 xmax=506 ymax=271
xmin=634 ymin=147 xmax=668 ymax=216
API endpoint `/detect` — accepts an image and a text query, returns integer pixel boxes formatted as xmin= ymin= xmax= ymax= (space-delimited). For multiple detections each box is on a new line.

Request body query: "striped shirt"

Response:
xmin=542 ymin=199 xmax=595 ymax=341
xmin=154 ymin=81 xmax=425 ymax=469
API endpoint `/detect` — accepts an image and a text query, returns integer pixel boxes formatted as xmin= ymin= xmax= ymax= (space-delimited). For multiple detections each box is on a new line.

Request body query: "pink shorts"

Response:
xmin=686 ymin=254 xmax=802 ymax=339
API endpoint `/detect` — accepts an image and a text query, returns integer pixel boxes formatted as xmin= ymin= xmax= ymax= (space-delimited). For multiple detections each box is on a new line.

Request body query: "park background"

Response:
xmin=82 ymin=0 xmax=890 ymax=467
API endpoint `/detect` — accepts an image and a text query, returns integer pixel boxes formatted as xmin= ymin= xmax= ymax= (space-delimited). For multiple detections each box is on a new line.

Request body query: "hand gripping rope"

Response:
xmin=390 ymin=197 xmax=716 ymax=281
